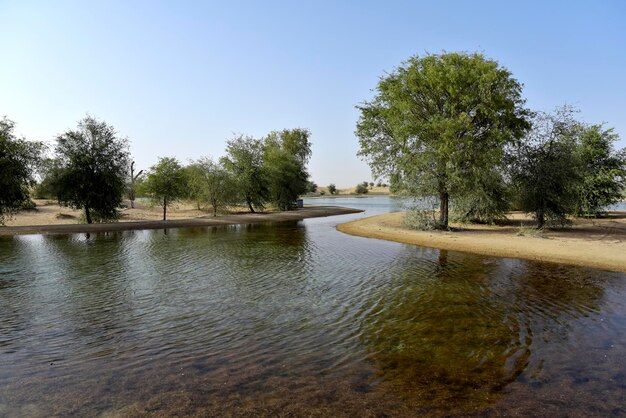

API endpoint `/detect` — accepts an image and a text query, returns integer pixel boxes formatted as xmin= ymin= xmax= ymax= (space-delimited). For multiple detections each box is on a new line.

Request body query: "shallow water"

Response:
xmin=0 ymin=197 xmax=624 ymax=417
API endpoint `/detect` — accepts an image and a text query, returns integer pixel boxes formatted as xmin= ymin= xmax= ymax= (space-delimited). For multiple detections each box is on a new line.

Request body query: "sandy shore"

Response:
xmin=337 ymin=211 xmax=626 ymax=273
xmin=4 ymin=200 xmax=224 ymax=226
xmin=0 ymin=205 xmax=362 ymax=236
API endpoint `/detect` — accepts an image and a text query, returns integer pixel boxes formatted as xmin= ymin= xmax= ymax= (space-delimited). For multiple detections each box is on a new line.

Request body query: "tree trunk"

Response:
xmin=537 ymin=208 xmax=545 ymax=229
xmin=163 ymin=197 xmax=167 ymax=221
xmin=128 ymin=162 xmax=143 ymax=210
xmin=213 ymin=204 xmax=217 ymax=217
xmin=439 ymin=191 xmax=449 ymax=228
xmin=85 ymin=205 xmax=92 ymax=224
xmin=247 ymin=200 xmax=255 ymax=213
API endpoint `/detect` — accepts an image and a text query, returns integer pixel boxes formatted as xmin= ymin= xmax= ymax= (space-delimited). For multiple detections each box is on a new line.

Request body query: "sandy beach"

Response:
xmin=337 ymin=211 xmax=626 ymax=273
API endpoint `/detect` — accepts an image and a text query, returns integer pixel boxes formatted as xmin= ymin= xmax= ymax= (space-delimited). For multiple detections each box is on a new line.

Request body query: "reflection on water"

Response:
xmin=0 ymin=198 xmax=625 ymax=416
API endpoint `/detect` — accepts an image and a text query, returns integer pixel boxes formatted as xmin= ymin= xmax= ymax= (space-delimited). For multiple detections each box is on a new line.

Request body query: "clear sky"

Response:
xmin=1 ymin=0 xmax=625 ymax=187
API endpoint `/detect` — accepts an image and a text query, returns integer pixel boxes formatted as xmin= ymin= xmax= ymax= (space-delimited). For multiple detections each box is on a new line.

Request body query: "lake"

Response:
xmin=1 ymin=196 xmax=624 ymax=416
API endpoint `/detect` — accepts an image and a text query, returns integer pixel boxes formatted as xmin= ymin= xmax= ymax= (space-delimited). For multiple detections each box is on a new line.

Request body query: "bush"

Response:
xmin=355 ymin=182 xmax=369 ymax=194
xmin=403 ymin=207 xmax=446 ymax=230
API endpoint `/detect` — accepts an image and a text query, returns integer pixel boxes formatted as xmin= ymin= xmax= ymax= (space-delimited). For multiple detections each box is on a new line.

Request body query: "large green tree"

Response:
xmin=144 ymin=157 xmax=187 ymax=220
xmin=574 ymin=124 xmax=625 ymax=216
xmin=356 ymin=52 xmax=530 ymax=229
xmin=263 ymin=128 xmax=312 ymax=210
xmin=221 ymin=135 xmax=268 ymax=213
xmin=0 ymin=118 xmax=43 ymax=225
xmin=54 ymin=116 xmax=129 ymax=224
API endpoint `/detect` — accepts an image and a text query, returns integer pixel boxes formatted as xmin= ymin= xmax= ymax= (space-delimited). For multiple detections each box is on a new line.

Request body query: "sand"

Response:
xmin=0 ymin=200 xmax=362 ymax=236
xmin=4 ymin=199 xmax=216 ymax=226
xmin=337 ymin=211 xmax=626 ymax=273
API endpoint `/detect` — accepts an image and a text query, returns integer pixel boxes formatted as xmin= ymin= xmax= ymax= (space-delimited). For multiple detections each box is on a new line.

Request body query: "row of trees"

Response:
xmin=142 ymin=129 xmax=312 ymax=220
xmin=357 ymin=52 xmax=626 ymax=229
xmin=0 ymin=116 xmax=313 ymax=224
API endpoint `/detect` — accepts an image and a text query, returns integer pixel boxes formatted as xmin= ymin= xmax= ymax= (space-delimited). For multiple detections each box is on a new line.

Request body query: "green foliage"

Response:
xmin=356 ymin=52 xmax=530 ymax=229
xmin=355 ymin=182 xmax=369 ymax=194
xmin=0 ymin=117 xmax=43 ymax=224
xmin=53 ymin=116 xmax=129 ymax=224
xmin=144 ymin=157 xmax=187 ymax=220
xmin=328 ymin=183 xmax=337 ymax=195
xmin=509 ymin=108 xmax=581 ymax=228
xmin=573 ymin=124 xmax=625 ymax=216
xmin=221 ymin=135 xmax=268 ymax=213
xmin=187 ymin=157 xmax=235 ymax=216
xmin=452 ymin=169 xmax=510 ymax=224
xmin=263 ymin=129 xmax=312 ymax=210
xmin=307 ymin=181 xmax=318 ymax=193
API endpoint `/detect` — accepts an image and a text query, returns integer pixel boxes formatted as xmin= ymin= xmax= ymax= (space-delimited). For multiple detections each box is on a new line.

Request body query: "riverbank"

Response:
xmin=0 ymin=206 xmax=362 ymax=236
xmin=337 ymin=211 xmax=626 ymax=273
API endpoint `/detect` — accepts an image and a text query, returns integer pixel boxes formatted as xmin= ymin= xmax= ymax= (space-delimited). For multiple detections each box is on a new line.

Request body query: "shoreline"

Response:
xmin=337 ymin=211 xmax=626 ymax=273
xmin=0 ymin=206 xmax=362 ymax=237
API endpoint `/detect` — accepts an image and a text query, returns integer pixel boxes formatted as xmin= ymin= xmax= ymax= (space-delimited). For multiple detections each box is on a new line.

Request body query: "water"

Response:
xmin=1 ymin=196 xmax=625 ymax=417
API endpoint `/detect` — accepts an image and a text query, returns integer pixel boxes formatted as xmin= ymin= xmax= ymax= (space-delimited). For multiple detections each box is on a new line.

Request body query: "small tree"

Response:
xmin=0 ymin=118 xmax=43 ymax=224
xmin=509 ymin=108 xmax=581 ymax=228
xmin=263 ymin=128 xmax=312 ymax=210
xmin=355 ymin=182 xmax=369 ymax=194
xmin=221 ymin=135 xmax=268 ymax=212
xmin=54 ymin=116 xmax=129 ymax=223
xmin=328 ymin=183 xmax=337 ymax=195
xmin=574 ymin=124 xmax=625 ymax=216
xmin=145 ymin=157 xmax=187 ymax=220
xmin=307 ymin=181 xmax=318 ymax=193
xmin=187 ymin=157 xmax=235 ymax=216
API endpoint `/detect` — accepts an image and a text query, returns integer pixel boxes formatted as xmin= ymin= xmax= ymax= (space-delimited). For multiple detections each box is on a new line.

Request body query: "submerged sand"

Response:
xmin=0 ymin=205 xmax=361 ymax=236
xmin=337 ymin=211 xmax=626 ymax=273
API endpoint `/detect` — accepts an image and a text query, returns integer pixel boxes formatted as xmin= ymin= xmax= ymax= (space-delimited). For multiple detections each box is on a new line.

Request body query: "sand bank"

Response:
xmin=0 ymin=206 xmax=362 ymax=236
xmin=337 ymin=212 xmax=626 ymax=273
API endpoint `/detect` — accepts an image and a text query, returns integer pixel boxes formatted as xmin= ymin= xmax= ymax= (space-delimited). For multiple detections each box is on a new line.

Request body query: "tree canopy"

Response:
xmin=509 ymin=108 xmax=582 ymax=228
xmin=221 ymin=136 xmax=268 ymax=213
xmin=263 ymin=129 xmax=312 ymax=210
xmin=0 ymin=118 xmax=43 ymax=225
xmin=187 ymin=156 xmax=235 ymax=216
xmin=356 ymin=52 xmax=530 ymax=228
xmin=574 ymin=124 xmax=626 ymax=216
xmin=53 ymin=116 xmax=129 ymax=223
